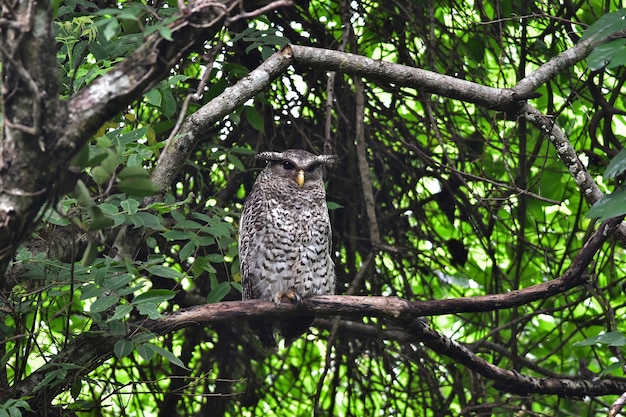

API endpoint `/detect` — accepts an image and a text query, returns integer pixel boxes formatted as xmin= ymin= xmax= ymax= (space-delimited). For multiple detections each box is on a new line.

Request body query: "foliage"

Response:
xmin=2 ymin=0 xmax=626 ymax=416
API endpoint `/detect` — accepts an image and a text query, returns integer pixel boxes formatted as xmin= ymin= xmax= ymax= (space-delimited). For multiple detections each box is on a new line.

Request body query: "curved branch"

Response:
xmin=290 ymin=45 xmax=515 ymax=110
xmin=145 ymin=214 xmax=623 ymax=336
xmin=61 ymin=3 xmax=231 ymax=156
xmin=4 ymin=212 xmax=620 ymax=405
xmin=521 ymin=103 xmax=626 ymax=242
xmin=407 ymin=318 xmax=626 ymax=397
xmin=111 ymin=45 xmax=294 ymax=258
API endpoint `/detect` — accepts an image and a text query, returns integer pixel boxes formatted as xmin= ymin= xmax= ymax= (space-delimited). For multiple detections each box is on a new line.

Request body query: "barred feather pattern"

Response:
xmin=239 ymin=149 xmax=336 ymax=348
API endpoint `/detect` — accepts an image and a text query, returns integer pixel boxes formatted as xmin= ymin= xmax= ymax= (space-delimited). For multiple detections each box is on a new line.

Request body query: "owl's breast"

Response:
xmin=245 ymin=197 xmax=333 ymax=300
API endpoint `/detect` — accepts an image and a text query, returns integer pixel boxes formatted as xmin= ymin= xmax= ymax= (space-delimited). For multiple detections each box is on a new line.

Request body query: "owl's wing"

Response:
xmin=239 ymin=185 xmax=268 ymax=300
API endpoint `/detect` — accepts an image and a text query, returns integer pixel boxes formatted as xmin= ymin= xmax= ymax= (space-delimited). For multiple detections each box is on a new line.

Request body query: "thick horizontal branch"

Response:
xmin=4 ymin=214 xmax=619 ymax=404
xmin=290 ymin=31 xmax=611 ymax=110
xmin=290 ymin=45 xmax=517 ymax=110
xmin=143 ymin=215 xmax=624 ymax=333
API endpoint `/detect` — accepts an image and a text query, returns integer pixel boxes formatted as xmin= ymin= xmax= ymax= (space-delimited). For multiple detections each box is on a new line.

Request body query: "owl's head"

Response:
xmin=257 ymin=149 xmax=337 ymax=188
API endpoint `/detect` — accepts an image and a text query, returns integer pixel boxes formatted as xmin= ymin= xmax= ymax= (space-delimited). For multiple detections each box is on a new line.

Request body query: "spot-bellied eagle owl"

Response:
xmin=239 ymin=149 xmax=336 ymax=348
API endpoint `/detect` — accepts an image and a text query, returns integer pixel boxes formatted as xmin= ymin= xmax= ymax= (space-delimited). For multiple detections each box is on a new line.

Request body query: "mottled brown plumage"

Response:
xmin=239 ymin=149 xmax=336 ymax=349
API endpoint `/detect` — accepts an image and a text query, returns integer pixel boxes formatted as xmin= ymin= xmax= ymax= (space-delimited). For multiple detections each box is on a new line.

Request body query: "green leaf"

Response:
xmin=98 ymin=202 xmax=119 ymax=216
xmin=100 ymin=148 xmax=120 ymax=174
xmin=144 ymin=343 xmax=188 ymax=369
xmin=117 ymin=127 xmax=148 ymax=146
xmin=107 ymin=304 xmax=133 ymax=322
xmin=90 ymin=295 xmax=118 ymax=313
xmin=73 ymin=179 xmax=94 ymax=207
xmin=145 ymin=89 xmax=162 ymax=107
xmin=132 ymin=211 xmax=166 ymax=231
xmin=43 ymin=206 xmax=71 ymax=226
xmin=587 ymin=39 xmax=626 ymax=70
xmin=158 ymin=25 xmax=173 ymax=41
xmin=103 ymin=273 xmax=133 ymax=291
xmin=176 ymin=220 xmax=204 ymax=229
xmin=161 ymin=88 xmax=177 ymax=117
xmin=193 ymin=256 xmax=216 ymax=275
xmin=600 ymin=361 xmax=624 ymax=377
xmin=574 ymin=331 xmax=626 ymax=346
xmin=205 ymin=253 xmax=224 ymax=263
xmin=207 ymin=222 xmax=231 ymax=238
xmin=137 ymin=302 xmax=161 ymax=319
xmin=121 ymin=198 xmax=140 ymax=215
xmin=226 ymin=153 xmax=245 ymax=171
xmin=587 ymin=185 xmax=626 ymax=220
xmin=327 ymin=201 xmax=344 ymax=210
xmin=132 ymin=289 xmax=176 ymax=305
xmin=136 ymin=343 xmax=154 ymax=361
xmin=604 ymin=148 xmax=626 ymax=179
xmin=118 ymin=165 xmax=151 ymax=180
xmin=114 ymin=339 xmax=133 ymax=359
xmin=80 ymin=284 xmax=106 ymax=300
xmin=145 ymin=265 xmax=182 ymax=279
xmin=109 ymin=321 xmax=127 ymax=337
xmin=33 ymin=370 xmax=58 ymax=392
xmin=88 ymin=206 xmax=115 ymax=231
xmin=205 ymin=79 xmax=228 ymax=101
xmin=103 ymin=18 xmax=119 ymax=40
xmin=118 ymin=177 xmax=161 ymax=197
xmin=70 ymin=143 xmax=90 ymax=169
xmin=161 ymin=230 xmax=192 ymax=240
xmin=207 ymin=281 xmax=231 ymax=303
xmin=582 ymin=8 xmax=626 ymax=40
xmin=79 ymin=240 xmax=98 ymax=267
xmin=178 ymin=240 xmax=195 ymax=261
xmin=243 ymin=105 xmax=265 ymax=133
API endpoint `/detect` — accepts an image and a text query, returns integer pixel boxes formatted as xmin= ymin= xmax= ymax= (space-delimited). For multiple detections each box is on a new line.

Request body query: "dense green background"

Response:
xmin=2 ymin=0 xmax=626 ymax=415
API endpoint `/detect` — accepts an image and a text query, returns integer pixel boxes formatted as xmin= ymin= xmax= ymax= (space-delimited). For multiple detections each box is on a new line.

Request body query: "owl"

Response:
xmin=239 ymin=149 xmax=337 ymax=349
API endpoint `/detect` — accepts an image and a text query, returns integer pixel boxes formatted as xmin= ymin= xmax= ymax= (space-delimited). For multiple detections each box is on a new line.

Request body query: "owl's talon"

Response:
xmin=272 ymin=290 xmax=302 ymax=306
xmin=284 ymin=289 xmax=301 ymax=305
xmin=273 ymin=292 xmax=283 ymax=306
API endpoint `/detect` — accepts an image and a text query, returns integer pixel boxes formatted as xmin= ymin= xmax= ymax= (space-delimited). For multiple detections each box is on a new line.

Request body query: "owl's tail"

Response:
xmin=279 ymin=316 xmax=314 ymax=346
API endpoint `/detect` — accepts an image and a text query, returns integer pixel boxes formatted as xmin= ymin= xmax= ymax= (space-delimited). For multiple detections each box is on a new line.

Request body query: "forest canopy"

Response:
xmin=1 ymin=0 xmax=626 ymax=416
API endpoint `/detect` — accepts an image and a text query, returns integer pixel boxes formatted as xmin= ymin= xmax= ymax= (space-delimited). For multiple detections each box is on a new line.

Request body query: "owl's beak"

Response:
xmin=296 ymin=169 xmax=305 ymax=187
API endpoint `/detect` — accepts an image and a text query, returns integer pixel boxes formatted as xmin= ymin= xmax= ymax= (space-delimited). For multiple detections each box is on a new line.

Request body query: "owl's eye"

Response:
xmin=306 ymin=164 xmax=318 ymax=173
xmin=282 ymin=161 xmax=295 ymax=170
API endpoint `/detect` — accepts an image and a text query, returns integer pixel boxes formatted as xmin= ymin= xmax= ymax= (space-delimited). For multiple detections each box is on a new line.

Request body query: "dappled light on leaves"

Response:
xmin=2 ymin=0 xmax=626 ymax=416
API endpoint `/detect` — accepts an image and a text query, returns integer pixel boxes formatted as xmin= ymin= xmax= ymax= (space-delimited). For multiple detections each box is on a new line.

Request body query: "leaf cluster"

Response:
xmin=3 ymin=0 xmax=626 ymax=416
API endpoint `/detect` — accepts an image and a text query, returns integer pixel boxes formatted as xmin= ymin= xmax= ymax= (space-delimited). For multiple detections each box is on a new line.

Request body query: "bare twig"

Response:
xmin=226 ymin=0 xmax=294 ymax=24
xmin=160 ymin=38 xmax=224 ymax=163
xmin=610 ymin=391 xmax=626 ymax=417
xmin=322 ymin=0 xmax=351 ymax=155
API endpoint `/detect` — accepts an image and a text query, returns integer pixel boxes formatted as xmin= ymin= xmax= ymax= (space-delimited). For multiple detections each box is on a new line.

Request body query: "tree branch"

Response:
xmin=407 ymin=318 xmax=626 ymax=397
xmin=111 ymin=45 xmax=294 ymax=259
xmin=290 ymin=45 xmax=515 ymax=110
xmin=289 ymin=41 xmax=626 ymax=243
xmin=0 ymin=0 xmax=235 ymax=284
xmin=3 ymin=212 xmax=620 ymax=405
xmin=521 ymin=103 xmax=626 ymax=242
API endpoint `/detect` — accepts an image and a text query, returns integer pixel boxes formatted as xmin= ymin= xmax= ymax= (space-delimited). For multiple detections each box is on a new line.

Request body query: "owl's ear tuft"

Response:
xmin=256 ymin=152 xmax=283 ymax=163
xmin=318 ymin=154 xmax=339 ymax=168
